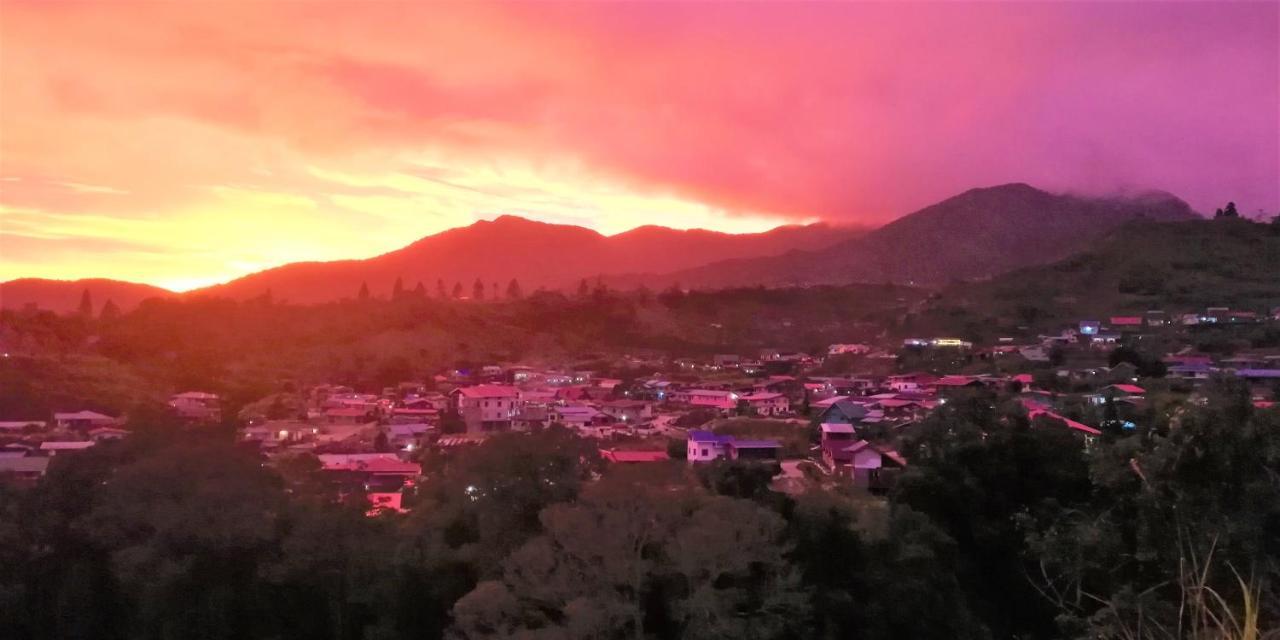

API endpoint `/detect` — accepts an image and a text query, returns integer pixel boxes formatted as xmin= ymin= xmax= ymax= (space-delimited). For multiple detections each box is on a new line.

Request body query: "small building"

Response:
xmin=39 ymin=441 xmax=96 ymax=455
xmin=53 ymin=410 xmax=118 ymax=431
xmin=451 ymin=385 xmax=520 ymax=435
xmin=741 ymin=392 xmax=790 ymax=416
xmin=842 ymin=441 xmax=907 ymax=492
xmin=687 ymin=430 xmax=733 ymax=462
xmin=169 ymin=392 xmax=222 ymax=423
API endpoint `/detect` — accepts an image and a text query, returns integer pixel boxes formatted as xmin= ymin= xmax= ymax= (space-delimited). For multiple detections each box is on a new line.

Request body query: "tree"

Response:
xmin=99 ymin=299 xmax=121 ymax=320
xmin=473 ymin=279 xmax=485 ymax=301
xmin=505 ymin=279 xmax=522 ymax=300
xmin=437 ymin=279 xmax=448 ymax=299
xmin=577 ymin=279 xmax=590 ymax=298
xmin=452 ymin=282 xmax=463 ymax=299
xmin=358 ymin=281 xmax=371 ymax=301
xmin=77 ymin=288 xmax=93 ymax=317
xmin=1215 ymin=201 xmax=1239 ymax=218
xmin=392 ymin=277 xmax=405 ymax=300
xmin=413 ymin=281 xmax=427 ymax=298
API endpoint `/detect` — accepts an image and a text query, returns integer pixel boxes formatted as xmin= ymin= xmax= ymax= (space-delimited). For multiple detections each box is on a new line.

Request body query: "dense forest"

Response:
xmin=1 ymin=381 xmax=1276 ymax=639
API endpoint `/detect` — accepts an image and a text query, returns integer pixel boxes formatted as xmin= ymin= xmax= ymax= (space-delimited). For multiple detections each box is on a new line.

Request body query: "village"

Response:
xmin=4 ymin=303 xmax=1278 ymax=516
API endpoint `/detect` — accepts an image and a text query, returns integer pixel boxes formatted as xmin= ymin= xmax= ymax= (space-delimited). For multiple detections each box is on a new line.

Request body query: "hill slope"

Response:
xmin=914 ymin=218 xmax=1280 ymax=334
xmin=191 ymin=216 xmax=862 ymax=303
xmin=629 ymin=184 xmax=1199 ymax=289
xmin=0 ymin=278 xmax=174 ymax=313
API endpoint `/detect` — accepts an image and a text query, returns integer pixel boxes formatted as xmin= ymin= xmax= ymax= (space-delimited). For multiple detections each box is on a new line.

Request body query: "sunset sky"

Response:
xmin=1 ymin=1 xmax=1277 ymax=291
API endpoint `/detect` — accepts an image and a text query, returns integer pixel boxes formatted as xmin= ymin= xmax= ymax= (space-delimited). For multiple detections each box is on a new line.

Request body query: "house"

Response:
xmin=318 ymin=453 xmax=421 ymax=491
xmin=169 ymin=391 xmax=222 ymax=422
xmin=387 ymin=423 xmax=431 ymax=450
xmin=687 ymin=430 xmax=733 ymax=462
xmin=324 ymin=407 xmax=374 ymax=425
xmin=553 ymin=405 xmax=612 ymax=429
xmin=1079 ymin=321 xmax=1101 ymax=336
xmin=686 ymin=430 xmax=780 ymax=462
xmin=39 ymin=441 xmax=96 ymax=455
xmin=842 ymin=440 xmax=907 ymax=492
xmin=1023 ymin=400 xmax=1102 ymax=441
xmin=819 ymin=423 xmax=859 ymax=468
xmin=886 ymin=373 xmax=936 ymax=392
xmin=741 ymin=392 xmax=789 ymax=416
xmin=53 ymin=410 xmax=118 ymax=430
xmin=815 ymin=398 xmax=870 ymax=425
xmin=931 ymin=376 xmax=986 ymax=394
xmin=725 ymin=440 xmax=781 ymax=461
xmin=0 ymin=420 xmax=46 ymax=434
xmin=0 ymin=456 xmax=51 ymax=482
xmin=451 ymin=385 xmax=520 ymax=434
xmin=713 ymin=354 xmax=741 ymax=368
xmin=600 ymin=400 xmax=653 ymax=424
xmin=511 ymin=405 xmax=551 ymax=431
xmin=684 ymin=389 xmax=738 ymax=411
xmin=601 ymin=450 xmax=670 ymax=464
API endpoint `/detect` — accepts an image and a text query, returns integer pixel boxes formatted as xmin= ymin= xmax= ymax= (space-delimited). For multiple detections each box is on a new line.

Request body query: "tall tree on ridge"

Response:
xmin=77 ymin=288 xmax=93 ymax=317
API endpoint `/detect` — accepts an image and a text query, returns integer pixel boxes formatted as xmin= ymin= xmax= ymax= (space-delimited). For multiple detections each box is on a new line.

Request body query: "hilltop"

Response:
xmin=622 ymin=184 xmax=1199 ymax=288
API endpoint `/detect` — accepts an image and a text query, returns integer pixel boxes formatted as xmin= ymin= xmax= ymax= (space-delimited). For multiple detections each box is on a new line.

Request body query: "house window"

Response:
xmin=701 ymin=448 xmax=709 ymax=457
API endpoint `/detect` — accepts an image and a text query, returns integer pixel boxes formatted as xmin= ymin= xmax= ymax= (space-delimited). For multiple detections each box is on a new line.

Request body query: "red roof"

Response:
xmin=1109 ymin=384 xmax=1145 ymax=394
xmin=323 ymin=457 xmax=421 ymax=476
xmin=601 ymin=450 xmax=670 ymax=463
xmin=1022 ymin=400 xmax=1101 ymax=436
xmin=455 ymin=385 xmax=519 ymax=398
xmin=1110 ymin=316 xmax=1144 ymax=326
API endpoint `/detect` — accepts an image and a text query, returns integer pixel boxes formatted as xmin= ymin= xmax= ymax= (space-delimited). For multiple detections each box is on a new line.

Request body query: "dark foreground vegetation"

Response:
xmin=1 ymin=380 xmax=1276 ymax=640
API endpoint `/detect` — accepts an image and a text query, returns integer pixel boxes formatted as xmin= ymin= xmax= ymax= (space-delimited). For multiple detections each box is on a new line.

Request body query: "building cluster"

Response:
xmin=5 ymin=303 xmax=1278 ymax=511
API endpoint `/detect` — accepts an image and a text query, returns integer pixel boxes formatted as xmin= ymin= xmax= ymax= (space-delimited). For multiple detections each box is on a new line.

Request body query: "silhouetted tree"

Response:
xmin=452 ymin=281 xmax=463 ymax=299
xmin=77 ymin=289 xmax=93 ymax=317
xmin=99 ymin=299 xmax=120 ymax=320
xmin=413 ymin=281 xmax=427 ymax=298
xmin=392 ymin=276 xmax=405 ymax=300
xmin=506 ymin=279 xmax=522 ymax=300
xmin=577 ymin=279 xmax=590 ymax=298
xmin=357 ymin=281 xmax=370 ymax=301
xmin=1215 ymin=201 xmax=1240 ymax=218
xmin=437 ymin=279 xmax=448 ymax=299
xmin=473 ymin=278 xmax=485 ymax=301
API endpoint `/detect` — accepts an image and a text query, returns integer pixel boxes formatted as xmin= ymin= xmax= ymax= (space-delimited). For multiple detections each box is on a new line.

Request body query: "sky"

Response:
xmin=1 ymin=1 xmax=1277 ymax=291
